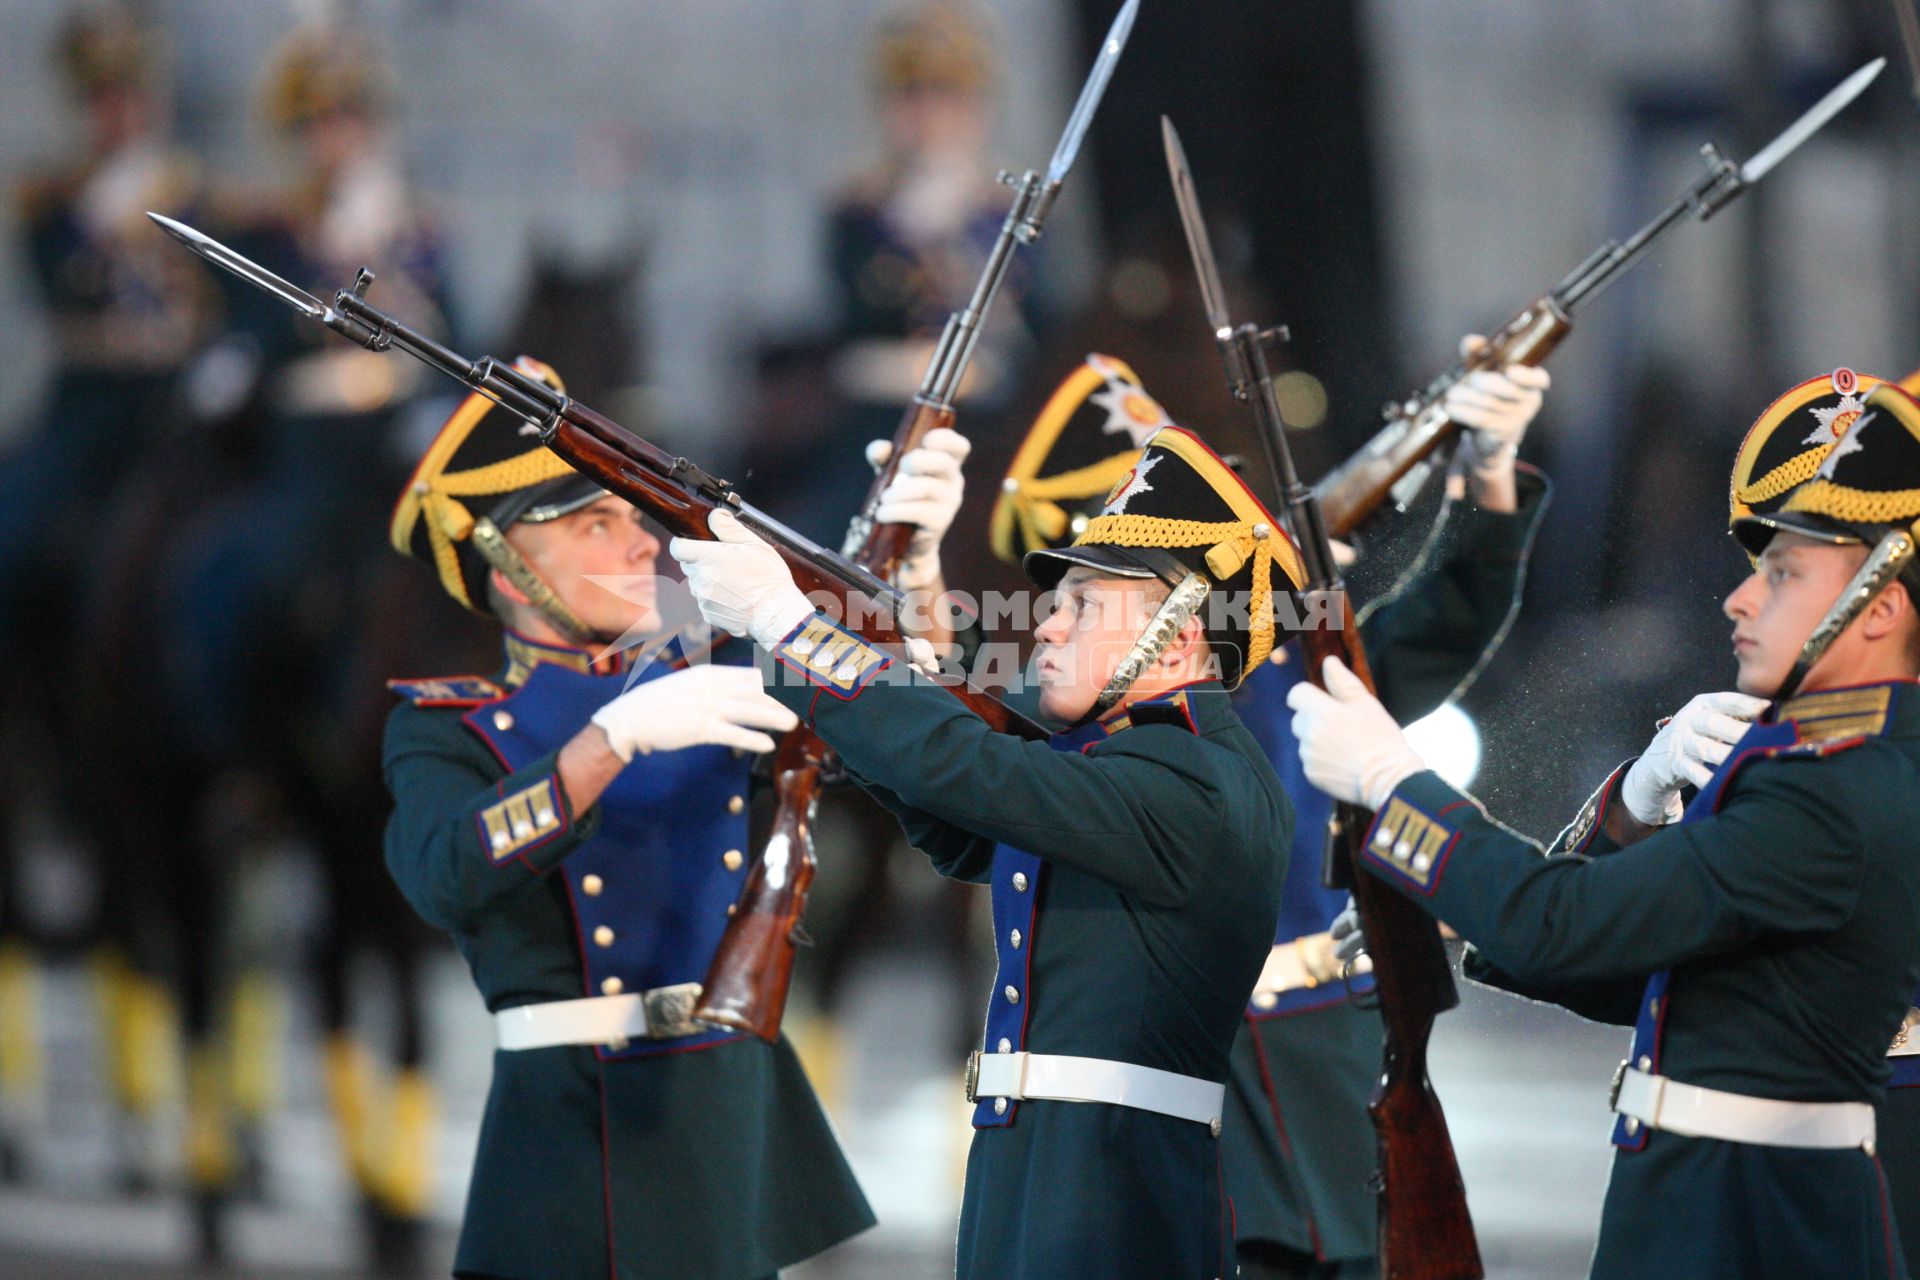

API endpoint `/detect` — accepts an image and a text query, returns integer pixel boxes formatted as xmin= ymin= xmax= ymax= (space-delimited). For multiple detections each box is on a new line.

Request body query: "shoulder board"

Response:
xmin=1777 ymin=685 xmax=1896 ymax=742
xmin=387 ymin=676 xmax=506 ymax=708
xmin=1125 ymin=690 xmax=1199 ymax=735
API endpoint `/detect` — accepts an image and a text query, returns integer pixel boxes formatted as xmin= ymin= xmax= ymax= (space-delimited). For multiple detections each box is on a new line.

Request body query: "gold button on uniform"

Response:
xmin=493 ymin=710 xmax=515 ymax=731
xmin=1004 ymin=985 xmax=1020 ymax=1005
xmin=723 ymin=850 xmax=744 ymax=871
xmin=993 ymin=1097 xmax=1008 ymax=1115
xmin=728 ymin=795 xmax=746 ymax=815
xmin=594 ymin=926 xmax=615 ymax=947
xmin=1252 ymin=991 xmax=1277 ymax=1011
xmin=1011 ymin=872 xmax=1029 ymax=892
xmin=997 ymin=1038 xmax=1011 ymax=1053
xmin=1009 ymin=928 xmax=1022 ymax=949
xmin=582 ymin=875 xmax=604 ymax=896
xmin=1623 ymin=1117 xmax=1641 ymax=1136
xmin=601 ymin=977 xmax=624 ymax=995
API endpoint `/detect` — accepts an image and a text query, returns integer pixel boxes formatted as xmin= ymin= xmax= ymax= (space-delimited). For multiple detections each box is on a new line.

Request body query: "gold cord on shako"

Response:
xmin=389 ymin=356 xmax=607 ymax=639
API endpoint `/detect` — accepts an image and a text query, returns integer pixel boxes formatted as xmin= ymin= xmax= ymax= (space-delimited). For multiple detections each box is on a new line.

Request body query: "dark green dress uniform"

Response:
xmin=1224 ymin=468 xmax=1549 ymax=1272
xmin=1428 ymin=680 xmax=1919 ymax=1279
xmin=748 ymin=424 xmax=1304 ymax=1278
xmin=381 ymin=367 xmax=870 ymax=1280
xmin=383 ymin=634 xmax=873 ymax=1279
xmin=987 ymin=355 xmax=1554 ymax=1271
xmin=761 ymin=636 xmax=1286 ymax=1279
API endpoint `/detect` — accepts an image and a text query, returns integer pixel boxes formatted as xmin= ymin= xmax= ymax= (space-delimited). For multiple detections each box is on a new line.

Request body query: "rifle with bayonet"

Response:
xmin=1315 ymin=57 xmax=1885 ymax=537
xmin=1165 ymin=116 xmax=1480 ymax=1280
xmin=694 ymin=0 xmax=1141 ymax=1039
xmin=143 ymin=216 xmax=1052 ymax=755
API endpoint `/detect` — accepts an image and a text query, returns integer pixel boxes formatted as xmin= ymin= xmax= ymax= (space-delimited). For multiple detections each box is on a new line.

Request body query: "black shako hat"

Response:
xmin=389 ymin=357 xmax=605 ymax=614
xmin=1023 ymin=423 xmax=1307 ymax=687
xmin=1735 ymin=382 xmax=1920 ymax=584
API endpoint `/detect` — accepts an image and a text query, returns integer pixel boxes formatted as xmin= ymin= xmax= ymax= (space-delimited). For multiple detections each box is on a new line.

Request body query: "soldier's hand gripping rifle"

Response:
xmin=694 ymin=0 xmax=1142 ymax=1039
xmin=1165 ymin=118 xmax=1480 ymax=1280
xmin=1316 ymin=58 xmax=1885 ymax=536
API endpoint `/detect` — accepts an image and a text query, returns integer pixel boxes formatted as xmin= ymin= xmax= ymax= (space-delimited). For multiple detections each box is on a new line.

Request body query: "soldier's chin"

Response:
xmin=596 ymin=603 xmax=663 ymax=642
xmin=1037 ymin=682 xmax=1094 ymax=723
xmin=1732 ymin=654 xmax=1780 ymax=698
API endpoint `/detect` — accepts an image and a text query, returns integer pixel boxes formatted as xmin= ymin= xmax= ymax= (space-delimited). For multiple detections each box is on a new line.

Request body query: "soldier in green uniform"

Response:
xmin=990 ymin=349 xmax=1552 ymax=1280
xmin=673 ymin=425 xmax=1307 ymax=1279
xmin=1288 ymin=378 xmax=1920 ymax=1279
xmin=380 ymin=360 xmax=877 ymax=1279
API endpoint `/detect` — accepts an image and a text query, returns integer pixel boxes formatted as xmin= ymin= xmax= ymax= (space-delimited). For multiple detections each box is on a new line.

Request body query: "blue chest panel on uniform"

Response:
xmin=1237 ymin=654 xmax=1348 ymax=942
xmin=971 ymin=717 xmax=1110 ymax=1128
xmin=1235 ymin=652 xmax=1378 ymax=1016
xmin=464 ymin=659 xmax=752 ymax=1061
xmin=1613 ymin=715 xmax=1803 ymax=1149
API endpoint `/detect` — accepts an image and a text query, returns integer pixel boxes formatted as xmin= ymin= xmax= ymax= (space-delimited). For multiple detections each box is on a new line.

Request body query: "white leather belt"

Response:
xmin=1613 ymin=1068 xmax=1875 ymax=1150
xmin=966 ymin=1051 xmax=1224 ymax=1131
xmin=1253 ymin=933 xmax=1373 ymax=998
xmin=495 ymin=984 xmax=706 ymax=1051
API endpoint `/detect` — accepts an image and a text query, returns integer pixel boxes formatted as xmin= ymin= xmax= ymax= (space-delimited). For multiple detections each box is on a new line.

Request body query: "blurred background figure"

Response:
xmin=132 ymin=20 xmax=460 ymax=1269
xmin=748 ymin=0 xmax=1049 ymax=547
xmin=0 ymin=0 xmax=213 ymax=1200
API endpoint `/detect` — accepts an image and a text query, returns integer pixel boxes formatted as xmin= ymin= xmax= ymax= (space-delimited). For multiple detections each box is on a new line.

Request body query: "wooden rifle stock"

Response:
xmin=691 ymin=396 xmax=962 ymax=1039
xmin=1313 ymin=296 xmax=1570 ymax=537
xmin=1299 ymin=601 xmax=1481 ymax=1280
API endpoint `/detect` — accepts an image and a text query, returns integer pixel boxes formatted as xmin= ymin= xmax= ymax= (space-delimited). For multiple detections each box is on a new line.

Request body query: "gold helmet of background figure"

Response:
xmin=260 ymin=25 xmax=395 ymax=132
xmin=57 ymin=3 xmax=156 ymax=96
xmin=870 ymin=1 xmax=1002 ymax=94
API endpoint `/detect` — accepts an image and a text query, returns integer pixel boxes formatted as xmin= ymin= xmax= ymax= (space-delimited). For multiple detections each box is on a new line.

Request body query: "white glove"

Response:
xmin=1286 ymin=657 xmax=1428 ymax=810
xmin=668 ymin=510 xmax=815 ymax=648
xmin=1329 ymin=898 xmax=1366 ymax=966
xmin=1620 ymin=691 xmax=1769 ymax=826
xmin=589 ymin=664 xmax=798 ymax=761
xmin=866 ymin=427 xmax=971 ymax=591
xmin=1445 ymin=334 xmax=1550 ymax=469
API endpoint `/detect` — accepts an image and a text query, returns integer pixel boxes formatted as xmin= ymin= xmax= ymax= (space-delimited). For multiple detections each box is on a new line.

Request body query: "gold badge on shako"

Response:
xmin=1802 ymin=366 xmax=1866 ymax=446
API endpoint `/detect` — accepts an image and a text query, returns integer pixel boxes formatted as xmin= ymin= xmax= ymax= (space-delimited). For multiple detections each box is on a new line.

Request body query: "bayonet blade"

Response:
xmin=148 ymin=212 xmax=331 ymax=320
xmin=1740 ymin=58 xmax=1885 ymax=184
xmin=1162 ymin=116 xmax=1234 ymax=335
xmin=1045 ymin=0 xmax=1140 ymax=185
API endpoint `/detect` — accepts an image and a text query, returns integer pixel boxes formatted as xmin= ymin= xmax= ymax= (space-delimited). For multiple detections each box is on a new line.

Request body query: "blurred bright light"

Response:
xmin=1404 ymin=702 xmax=1480 ymax=789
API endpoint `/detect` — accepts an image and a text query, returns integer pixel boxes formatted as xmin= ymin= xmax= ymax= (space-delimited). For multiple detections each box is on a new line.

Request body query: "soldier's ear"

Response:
xmin=1160 ymin=615 xmax=1208 ymax=673
xmin=490 ymin=566 xmax=534 ymax=610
